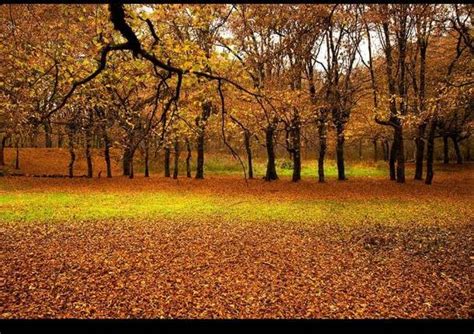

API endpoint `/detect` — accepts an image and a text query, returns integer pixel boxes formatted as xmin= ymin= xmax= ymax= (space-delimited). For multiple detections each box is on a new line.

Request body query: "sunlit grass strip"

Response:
xmin=158 ymin=158 xmax=390 ymax=178
xmin=0 ymin=191 xmax=470 ymax=226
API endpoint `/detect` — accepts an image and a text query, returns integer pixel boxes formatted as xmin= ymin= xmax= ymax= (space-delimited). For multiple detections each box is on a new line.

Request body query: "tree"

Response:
xmin=410 ymin=5 xmax=437 ymax=180
xmin=369 ymin=4 xmax=415 ymax=183
xmin=226 ymin=5 xmax=286 ymax=181
xmin=322 ymin=4 xmax=363 ymax=181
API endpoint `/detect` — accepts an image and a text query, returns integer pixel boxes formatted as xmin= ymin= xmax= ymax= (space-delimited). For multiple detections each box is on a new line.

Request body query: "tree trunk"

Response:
xmin=129 ymin=152 xmax=134 ymax=179
xmin=425 ymin=118 xmax=437 ymax=185
xmin=414 ymin=124 xmax=426 ymax=180
xmin=164 ymin=146 xmax=171 ymax=177
xmin=0 ymin=136 xmax=7 ymax=167
xmin=415 ymin=31 xmax=427 ymax=179
xmin=195 ymin=132 xmax=205 ymax=179
xmin=103 ymin=132 xmax=112 ymax=178
xmin=389 ymin=134 xmax=398 ymax=181
xmin=173 ymin=139 xmax=180 ymax=179
xmin=264 ymin=124 xmax=278 ymax=181
xmin=195 ymin=102 xmax=211 ymax=180
xmin=291 ymin=116 xmax=301 ymax=182
xmin=336 ymin=125 xmax=346 ymax=181
xmin=395 ymin=126 xmax=405 ymax=183
xmin=443 ymin=135 xmax=449 ymax=164
xmin=57 ymin=128 xmax=64 ymax=148
xmin=186 ymin=138 xmax=192 ymax=178
xmin=317 ymin=120 xmax=327 ymax=183
xmin=44 ymin=120 xmax=52 ymax=148
xmin=452 ymin=136 xmax=463 ymax=164
xmin=67 ymin=128 xmax=75 ymax=178
xmin=123 ymin=147 xmax=132 ymax=176
xmin=85 ymin=132 xmax=93 ymax=178
xmin=244 ymin=130 xmax=254 ymax=179
xmin=144 ymin=141 xmax=150 ymax=178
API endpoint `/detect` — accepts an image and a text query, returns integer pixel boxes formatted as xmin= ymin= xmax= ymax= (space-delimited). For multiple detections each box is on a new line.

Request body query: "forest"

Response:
xmin=0 ymin=3 xmax=473 ymax=321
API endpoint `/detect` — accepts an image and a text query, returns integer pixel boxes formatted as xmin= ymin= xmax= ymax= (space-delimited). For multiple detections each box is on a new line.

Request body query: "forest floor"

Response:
xmin=0 ymin=149 xmax=473 ymax=318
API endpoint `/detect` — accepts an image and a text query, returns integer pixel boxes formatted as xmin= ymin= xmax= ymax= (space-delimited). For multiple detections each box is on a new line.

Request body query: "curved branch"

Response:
xmin=218 ymin=80 xmax=248 ymax=182
xmin=46 ymin=42 xmax=130 ymax=119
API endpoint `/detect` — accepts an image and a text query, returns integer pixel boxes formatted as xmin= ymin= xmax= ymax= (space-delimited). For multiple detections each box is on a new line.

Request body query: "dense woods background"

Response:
xmin=1 ymin=4 xmax=473 ymax=321
xmin=0 ymin=4 xmax=472 ymax=183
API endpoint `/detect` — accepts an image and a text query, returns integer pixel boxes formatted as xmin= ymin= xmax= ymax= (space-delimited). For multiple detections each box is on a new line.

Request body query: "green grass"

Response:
xmin=0 ymin=190 xmax=468 ymax=227
xmin=268 ymin=159 xmax=388 ymax=178
xmin=218 ymin=157 xmax=389 ymax=178
xmin=141 ymin=155 xmax=390 ymax=178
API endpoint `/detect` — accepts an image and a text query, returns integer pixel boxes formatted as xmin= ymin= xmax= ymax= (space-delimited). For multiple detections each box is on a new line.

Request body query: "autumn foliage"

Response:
xmin=0 ymin=3 xmax=473 ymax=321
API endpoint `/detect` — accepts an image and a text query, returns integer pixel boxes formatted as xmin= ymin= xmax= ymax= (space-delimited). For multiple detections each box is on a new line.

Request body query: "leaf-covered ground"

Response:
xmin=1 ymin=166 xmax=473 ymax=319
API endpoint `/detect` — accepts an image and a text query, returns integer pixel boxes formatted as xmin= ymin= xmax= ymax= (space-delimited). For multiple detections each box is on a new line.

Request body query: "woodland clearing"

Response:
xmin=1 ymin=153 xmax=472 ymax=318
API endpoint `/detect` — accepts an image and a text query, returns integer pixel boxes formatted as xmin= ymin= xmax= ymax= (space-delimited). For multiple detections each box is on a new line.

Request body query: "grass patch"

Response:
xmin=0 ymin=190 xmax=468 ymax=227
xmin=191 ymin=156 xmax=389 ymax=178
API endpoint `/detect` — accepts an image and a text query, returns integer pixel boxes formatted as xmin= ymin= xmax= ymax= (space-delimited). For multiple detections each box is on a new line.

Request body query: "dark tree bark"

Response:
xmin=244 ymin=130 xmax=254 ymax=179
xmin=394 ymin=10 xmax=408 ymax=184
xmin=123 ymin=147 xmax=132 ymax=176
xmin=67 ymin=125 xmax=75 ymax=178
xmin=414 ymin=15 xmax=428 ymax=181
xmin=94 ymin=107 xmax=112 ymax=177
xmin=317 ymin=118 xmax=327 ymax=183
xmin=264 ymin=124 xmax=278 ymax=181
xmin=83 ymin=110 xmax=94 ymax=178
xmin=57 ymin=128 xmax=64 ymax=148
xmin=185 ymin=138 xmax=192 ymax=178
xmin=44 ymin=120 xmax=53 ymax=148
xmin=389 ymin=134 xmax=398 ymax=181
xmin=144 ymin=140 xmax=150 ymax=178
xmin=164 ymin=146 xmax=171 ymax=177
xmin=195 ymin=101 xmax=212 ymax=179
xmin=336 ymin=125 xmax=347 ymax=181
xmin=414 ymin=124 xmax=426 ymax=180
xmin=173 ymin=138 xmax=180 ymax=179
xmin=452 ymin=136 xmax=463 ymax=164
xmin=129 ymin=153 xmax=134 ymax=179
xmin=443 ymin=135 xmax=449 ymax=164
xmin=85 ymin=133 xmax=93 ymax=178
xmin=425 ymin=118 xmax=437 ymax=185
xmin=395 ymin=126 xmax=405 ymax=183
xmin=195 ymin=132 xmax=205 ymax=179
xmin=0 ymin=136 xmax=6 ymax=167
xmin=103 ymin=132 xmax=112 ymax=178
xmin=291 ymin=112 xmax=301 ymax=182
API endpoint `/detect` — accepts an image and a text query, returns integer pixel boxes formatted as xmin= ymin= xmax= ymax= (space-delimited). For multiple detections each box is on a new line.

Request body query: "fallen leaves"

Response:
xmin=0 ymin=166 xmax=473 ymax=319
xmin=1 ymin=215 xmax=472 ymax=319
